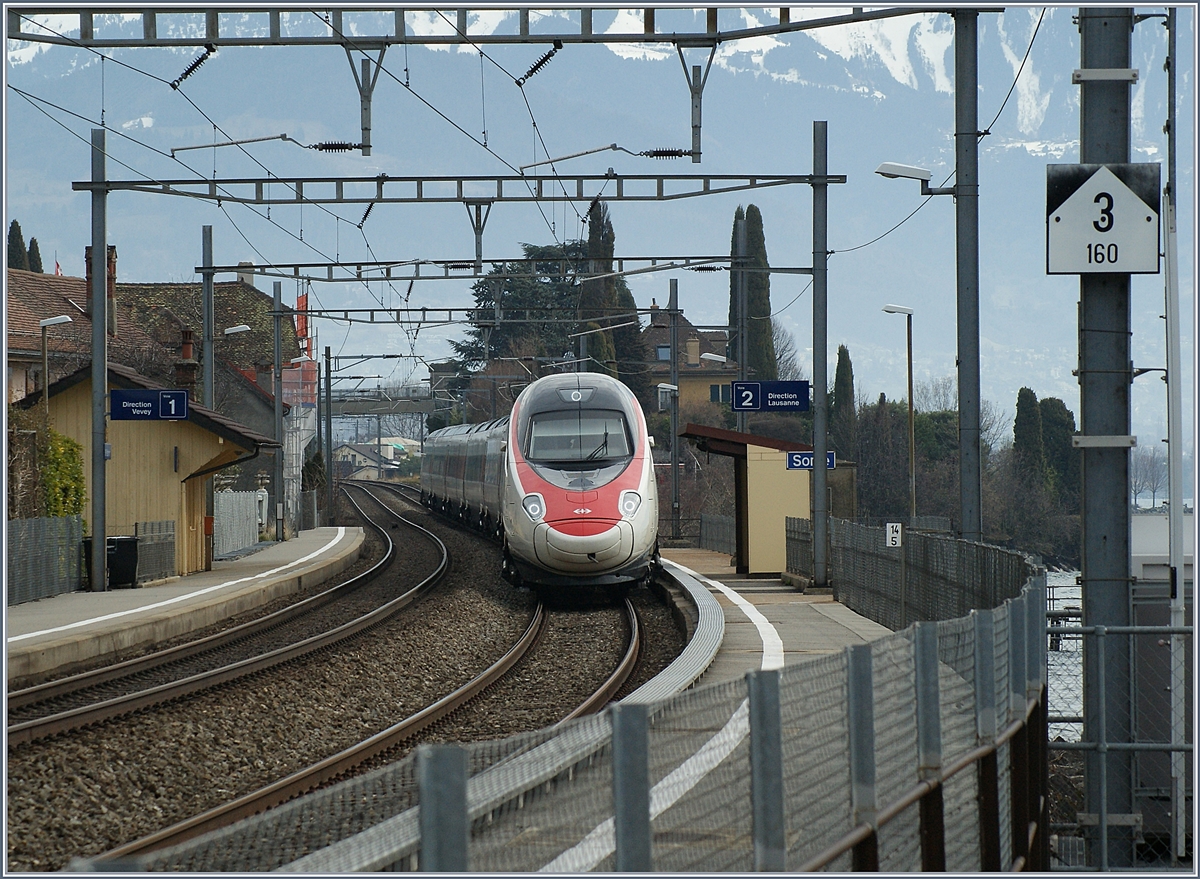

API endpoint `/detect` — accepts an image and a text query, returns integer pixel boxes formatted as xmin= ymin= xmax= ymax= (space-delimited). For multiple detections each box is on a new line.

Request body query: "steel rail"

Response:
xmin=97 ymin=597 xmax=549 ymax=861
xmin=7 ymin=487 xmax=435 ymax=746
xmin=9 ymin=503 xmax=383 ymax=713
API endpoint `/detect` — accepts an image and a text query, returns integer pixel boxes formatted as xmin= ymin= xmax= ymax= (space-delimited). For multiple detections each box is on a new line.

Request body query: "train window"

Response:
xmin=527 ymin=410 xmax=631 ymax=463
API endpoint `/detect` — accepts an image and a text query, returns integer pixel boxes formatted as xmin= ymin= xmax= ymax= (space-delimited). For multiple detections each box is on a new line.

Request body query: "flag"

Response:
xmin=54 ymin=260 xmax=62 ymax=276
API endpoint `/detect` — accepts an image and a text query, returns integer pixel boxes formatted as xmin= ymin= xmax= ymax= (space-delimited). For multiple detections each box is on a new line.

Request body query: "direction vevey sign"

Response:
xmin=730 ymin=380 xmax=810 ymax=412
xmin=785 ymin=451 xmax=836 ymax=470
xmin=1046 ymin=163 xmax=1160 ymax=274
xmin=111 ymin=389 xmax=189 ymax=421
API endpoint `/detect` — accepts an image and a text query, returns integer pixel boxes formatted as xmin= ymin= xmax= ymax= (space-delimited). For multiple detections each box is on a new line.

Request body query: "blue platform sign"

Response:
xmin=111 ymin=389 xmax=189 ymax=421
xmin=731 ymin=380 xmax=810 ymax=412
xmin=786 ymin=450 xmax=836 ymax=470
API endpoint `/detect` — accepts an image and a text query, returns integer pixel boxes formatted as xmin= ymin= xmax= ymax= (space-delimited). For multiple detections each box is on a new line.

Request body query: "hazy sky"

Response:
xmin=5 ymin=5 xmax=1195 ymax=453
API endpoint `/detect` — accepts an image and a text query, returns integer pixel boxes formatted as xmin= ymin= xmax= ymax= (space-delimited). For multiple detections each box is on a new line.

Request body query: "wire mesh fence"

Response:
xmin=698 ymin=513 xmax=736 ymax=556
xmin=786 ymin=517 xmax=1031 ymax=626
xmin=133 ymin=520 xmax=175 ymax=583
xmin=106 ymin=566 xmax=1048 ymax=873
xmin=214 ymin=490 xmax=259 ymax=558
xmin=5 ymin=515 xmax=83 ymax=605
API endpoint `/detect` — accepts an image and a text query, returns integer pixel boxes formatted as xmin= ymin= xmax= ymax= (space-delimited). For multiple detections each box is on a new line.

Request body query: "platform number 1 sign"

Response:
xmin=886 ymin=523 xmax=903 ymax=548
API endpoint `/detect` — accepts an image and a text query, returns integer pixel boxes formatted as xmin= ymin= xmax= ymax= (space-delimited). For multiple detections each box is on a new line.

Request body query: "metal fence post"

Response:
xmin=847 ymin=643 xmax=878 ymax=870
xmin=1008 ymin=595 xmax=1030 ymax=866
xmin=612 ymin=703 xmax=652 ymax=871
xmin=749 ymin=669 xmax=786 ymax=870
xmin=973 ymin=609 xmax=1001 ymax=870
xmin=914 ymin=622 xmax=946 ymax=870
xmin=417 ymin=744 xmax=468 ymax=872
xmin=1026 ymin=579 xmax=1050 ymax=869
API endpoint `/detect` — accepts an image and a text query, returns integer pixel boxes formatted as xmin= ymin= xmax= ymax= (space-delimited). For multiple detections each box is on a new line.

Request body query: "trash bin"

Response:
xmin=108 ymin=536 xmax=139 ymax=588
xmin=82 ymin=536 xmax=139 ymax=590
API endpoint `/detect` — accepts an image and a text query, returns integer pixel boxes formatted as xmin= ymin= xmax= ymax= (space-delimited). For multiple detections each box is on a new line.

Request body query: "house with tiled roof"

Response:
xmin=640 ymin=298 xmax=738 ymax=410
xmin=6 ymin=257 xmax=172 ymax=403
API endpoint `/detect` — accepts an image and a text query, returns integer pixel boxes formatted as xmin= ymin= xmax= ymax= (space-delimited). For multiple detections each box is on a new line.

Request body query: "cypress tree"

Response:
xmin=1039 ymin=396 xmax=1079 ymax=510
xmin=27 ymin=237 xmax=44 ymax=273
xmin=727 ymin=205 xmax=776 ymax=379
xmin=1013 ymin=387 xmax=1047 ymax=486
xmin=8 ymin=220 xmax=29 ymax=270
xmin=829 ymin=344 xmax=857 ymax=459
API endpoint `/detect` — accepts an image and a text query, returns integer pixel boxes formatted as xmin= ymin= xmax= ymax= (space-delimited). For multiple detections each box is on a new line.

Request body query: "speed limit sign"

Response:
xmin=1047 ymin=163 xmax=1160 ymax=274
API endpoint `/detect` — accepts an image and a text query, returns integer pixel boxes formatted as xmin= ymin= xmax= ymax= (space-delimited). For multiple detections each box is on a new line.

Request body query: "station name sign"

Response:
xmin=110 ymin=389 xmax=189 ymax=421
xmin=786 ymin=450 xmax=836 ymax=470
xmin=731 ymin=380 xmax=811 ymax=412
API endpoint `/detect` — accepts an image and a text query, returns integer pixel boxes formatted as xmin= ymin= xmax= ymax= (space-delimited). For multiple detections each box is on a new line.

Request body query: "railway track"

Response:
xmin=6 ymin=485 xmax=439 ymax=746
xmin=78 ymin=483 xmax=641 ymax=863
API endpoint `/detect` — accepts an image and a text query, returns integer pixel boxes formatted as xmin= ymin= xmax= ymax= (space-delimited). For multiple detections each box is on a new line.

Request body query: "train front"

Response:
xmin=503 ymin=373 xmax=658 ymax=591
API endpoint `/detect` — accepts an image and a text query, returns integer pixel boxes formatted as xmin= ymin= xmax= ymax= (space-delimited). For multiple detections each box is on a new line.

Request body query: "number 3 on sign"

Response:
xmin=886 ymin=522 xmax=902 ymax=548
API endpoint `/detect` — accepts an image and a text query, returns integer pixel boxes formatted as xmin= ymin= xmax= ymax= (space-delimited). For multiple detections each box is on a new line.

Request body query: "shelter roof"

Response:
xmin=680 ymin=422 xmax=813 ymax=459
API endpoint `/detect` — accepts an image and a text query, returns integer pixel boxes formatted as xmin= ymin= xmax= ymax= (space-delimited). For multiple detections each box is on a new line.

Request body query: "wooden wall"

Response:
xmin=49 ymin=379 xmax=250 ymax=576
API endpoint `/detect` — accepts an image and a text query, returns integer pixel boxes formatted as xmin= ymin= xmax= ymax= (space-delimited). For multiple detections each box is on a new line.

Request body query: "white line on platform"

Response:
xmin=539 ymin=563 xmax=782 ymax=872
xmin=7 ymin=528 xmax=346 ymax=644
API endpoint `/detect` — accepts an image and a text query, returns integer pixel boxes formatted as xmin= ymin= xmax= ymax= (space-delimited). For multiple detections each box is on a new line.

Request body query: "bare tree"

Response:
xmin=772 ymin=319 xmax=807 ymax=382
xmin=1131 ymin=443 xmax=1167 ymax=508
xmin=914 ymin=375 xmax=957 ymax=413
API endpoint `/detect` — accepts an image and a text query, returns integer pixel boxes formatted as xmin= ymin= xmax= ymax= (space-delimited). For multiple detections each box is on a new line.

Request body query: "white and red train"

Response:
xmin=420 ymin=372 xmax=659 ymax=594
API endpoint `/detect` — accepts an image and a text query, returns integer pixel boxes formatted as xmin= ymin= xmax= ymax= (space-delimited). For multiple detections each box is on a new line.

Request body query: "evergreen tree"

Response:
xmin=27 ymin=237 xmax=44 ymax=273
xmin=579 ymin=200 xmax=616 ymax=375
xmin=611 ymin=279 xmax=652 ymax=402
xmin=8 ymin=220 xmax=29 ymax=270
xmin=452 ymin=242 xmax=584 ymax=370
xmin=727 ymin=205 xmax=777 ymax=380
xmin=1013 ymin=387 xmax=1047 ymax=486
xmin=1039 ymin=396 xmax=1079 ymax=511
xmin=829 ymin=344 xmax=857 ymax=459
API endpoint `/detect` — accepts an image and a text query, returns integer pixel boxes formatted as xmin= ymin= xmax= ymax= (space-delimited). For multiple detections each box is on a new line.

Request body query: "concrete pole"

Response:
xmin=201 ymin=225 xmax=214 ymax=568
xmin=735 ymin=218 xmax=748 ymax=434
xmin=812 ymin=121 xmax=829 ymax=589
xmin=1077 ymin=7 xmax=1134 ymax=867
xmin=325 ymin=345 xmax=335 ymax=525
xmin=669 ymin=279 xmax=680 ymax=540
xmin=954 ymin=10 xmax=982 ymax=543
xmin=1162 ymin=8 xmax=1187 ymax=863
xmin=273 ymin=281 xmax=285 ymax=541
xmin=89 ymin=128 xmax=108 ymax=593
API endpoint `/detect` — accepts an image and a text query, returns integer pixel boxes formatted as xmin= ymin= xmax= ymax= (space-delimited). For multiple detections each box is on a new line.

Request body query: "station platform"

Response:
xmin=659 ymin=548 xmax=891 ymax=686
xmin=5 ymin=527 xmax=364 ymax=685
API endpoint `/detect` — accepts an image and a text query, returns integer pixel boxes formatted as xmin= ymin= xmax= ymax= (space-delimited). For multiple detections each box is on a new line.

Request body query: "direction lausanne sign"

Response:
xmin=111 ymin=389 xmax=189 ymax=421
xmin=731 ymin=380 xmax=810 ymax=412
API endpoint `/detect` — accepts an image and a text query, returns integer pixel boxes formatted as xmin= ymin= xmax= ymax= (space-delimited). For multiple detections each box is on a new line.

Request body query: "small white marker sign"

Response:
xmin=886 ymin=522 xmax=903 ymax=548
xmin=1047 ymin=163 xmax=1160 ymax=274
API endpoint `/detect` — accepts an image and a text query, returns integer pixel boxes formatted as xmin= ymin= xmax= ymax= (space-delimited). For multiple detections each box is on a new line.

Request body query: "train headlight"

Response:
xmin=619 ymin=491 xmax=642 ymax=518
xmin=521 ymin=493 xmax=546 ymax=521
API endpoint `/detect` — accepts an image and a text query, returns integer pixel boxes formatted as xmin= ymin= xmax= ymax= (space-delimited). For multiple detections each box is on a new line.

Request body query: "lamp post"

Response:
xmin=882 ymin=304 xmax=916 ymax=523
xmin=39 ymin=315 xmax=72 ymax=418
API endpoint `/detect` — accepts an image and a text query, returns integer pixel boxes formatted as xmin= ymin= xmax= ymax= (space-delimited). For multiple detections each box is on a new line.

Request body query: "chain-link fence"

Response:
xmin=133 ymin=520 xmax=175 ymax=583
xmin=105 ymin=553 xmax=1048 ymax=872
xmin=1045 ymin=571 xmax=1193 ymax=869
xmin=5 ymin=515 xmax=83 ymax=605
xmin=786 ymin=517 xmax=1030 ymax=627
xmin=214 ymin=490 xmax=259 ymax=558
xmin=699 ymin=513 xmax=736 ymax=556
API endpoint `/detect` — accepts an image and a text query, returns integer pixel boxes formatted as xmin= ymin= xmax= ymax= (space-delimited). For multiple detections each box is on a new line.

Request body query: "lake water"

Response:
xmin=1046 ymin=570 xmax=1083 ymax=741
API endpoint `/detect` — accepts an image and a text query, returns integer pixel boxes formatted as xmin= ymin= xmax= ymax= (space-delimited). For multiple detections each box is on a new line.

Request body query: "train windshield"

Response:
xmin=526 ymin=410 xmax=632 ymax=464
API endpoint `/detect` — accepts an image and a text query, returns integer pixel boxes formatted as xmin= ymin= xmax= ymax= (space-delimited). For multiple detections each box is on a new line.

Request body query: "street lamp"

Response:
xmin=223 ymin=324 xmax=251 ymax=336
xmin=874 ymin=163 xmax=955 ymax=197
xmin=39 ymin=315 xmax=72 ymax=417
xmin=699 ymin=352 xmax=727 ymax=364
xmin=883 ymin=304 xmax=916 ymax=523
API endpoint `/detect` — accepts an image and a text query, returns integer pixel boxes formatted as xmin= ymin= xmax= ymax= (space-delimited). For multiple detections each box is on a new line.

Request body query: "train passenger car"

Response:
xmin=421 ymin=372 xmax=659 ymax=593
